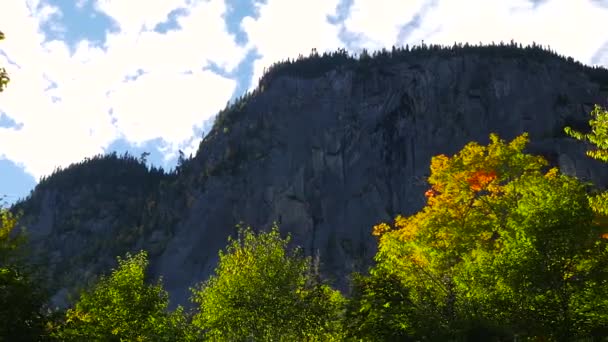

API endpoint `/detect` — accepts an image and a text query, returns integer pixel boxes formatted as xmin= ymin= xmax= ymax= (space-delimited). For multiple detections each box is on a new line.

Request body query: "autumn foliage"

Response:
xmin=363 ymin=133 xmax=608 ymax=340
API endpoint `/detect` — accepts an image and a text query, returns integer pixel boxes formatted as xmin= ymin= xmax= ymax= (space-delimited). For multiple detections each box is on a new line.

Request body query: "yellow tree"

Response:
xmin=0 ymin=30 xmax=9 ymax=92
xmin=355 ymin=134 xmax=608 ymax=340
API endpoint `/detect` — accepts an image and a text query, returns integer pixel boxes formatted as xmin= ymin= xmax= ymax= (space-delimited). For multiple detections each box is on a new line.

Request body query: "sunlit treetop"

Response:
xmin=565 ymin=104 xmax=608 ymax=163
xmin=374 ymin=133 xmax=547 ymax=245
xmin=425 ymin=133 xmax=546 ymax=198
xmin=565 ymin=104 xmax=608 ymax=216
xmin=372 ymin=133 xmax=608 ymax=276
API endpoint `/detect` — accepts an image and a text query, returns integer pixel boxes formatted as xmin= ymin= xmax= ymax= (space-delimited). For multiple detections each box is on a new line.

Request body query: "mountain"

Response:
xmin=11 ymin=41 xmax=608 ymax=310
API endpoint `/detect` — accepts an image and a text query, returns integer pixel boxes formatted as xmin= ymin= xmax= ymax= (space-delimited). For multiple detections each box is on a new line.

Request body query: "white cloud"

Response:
xmin=339 ymin=0 xmax=608 ymax=67
xmin=91 ymin=0 xmax=247 ymax=77
xmin=241 ymin=0 xmax=344 ymax=90
xmin=241 ymin=0 xmax=608 ymax=93
xmin=344 ymin=0 xmax=428 ymax=50
xmin=0 ymin=0 xmax=246 ymax=180
xmin=107 ymin=69 xmax=235 ymax=146
xmin=0 ymin=39 xmax=117 ymax=179
xmin=416 ymin=0 xmax=607 ymax=62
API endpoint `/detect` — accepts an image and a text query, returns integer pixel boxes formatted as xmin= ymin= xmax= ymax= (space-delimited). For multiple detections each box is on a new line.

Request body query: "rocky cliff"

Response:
xmin=12 ymin=43 xmax=608 ymax=309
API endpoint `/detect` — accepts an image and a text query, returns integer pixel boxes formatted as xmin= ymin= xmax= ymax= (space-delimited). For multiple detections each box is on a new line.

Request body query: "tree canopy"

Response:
xmin=350 ymin=133 xmax=608 ymax=340
xmin=565 ymin=104 xmax=608 ymax=163
xmin=50 ymin=251 xmax=195 ymax=341
xmin=190 ymin=224 xmax=345 ymax=341
xmin=565 ymin=104 xmax=608 ymax=216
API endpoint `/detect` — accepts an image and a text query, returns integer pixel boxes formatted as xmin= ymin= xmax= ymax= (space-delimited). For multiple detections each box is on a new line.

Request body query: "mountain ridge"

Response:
xmin=12 ymin=41 xmax=608 ymax=309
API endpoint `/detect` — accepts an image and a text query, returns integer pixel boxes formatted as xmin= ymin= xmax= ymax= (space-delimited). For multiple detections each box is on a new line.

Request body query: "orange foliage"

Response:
xmin=467 ymin=170 xmax=497 ymax=191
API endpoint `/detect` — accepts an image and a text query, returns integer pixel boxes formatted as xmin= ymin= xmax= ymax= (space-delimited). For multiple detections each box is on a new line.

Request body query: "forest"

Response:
xmin=1 ymin=32 xmax=608 ymax=341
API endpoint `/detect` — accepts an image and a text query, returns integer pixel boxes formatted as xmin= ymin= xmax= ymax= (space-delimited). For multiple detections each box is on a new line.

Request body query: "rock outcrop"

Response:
xmin=13 ymin=44 xmax=608 ymax=309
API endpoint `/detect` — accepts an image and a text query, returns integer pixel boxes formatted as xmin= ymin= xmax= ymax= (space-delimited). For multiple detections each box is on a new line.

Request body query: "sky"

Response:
xmin=0 ymin=0 xmax=607 ymax=206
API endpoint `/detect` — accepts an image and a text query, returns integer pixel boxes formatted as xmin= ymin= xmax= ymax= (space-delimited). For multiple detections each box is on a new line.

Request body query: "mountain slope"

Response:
xmin=13 ymin=42 xmax=608 ymax=309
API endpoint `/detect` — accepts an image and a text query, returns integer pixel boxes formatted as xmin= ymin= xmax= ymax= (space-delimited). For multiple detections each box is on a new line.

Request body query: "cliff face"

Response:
xmin=14 ymin=46 xmax=608 ymax=309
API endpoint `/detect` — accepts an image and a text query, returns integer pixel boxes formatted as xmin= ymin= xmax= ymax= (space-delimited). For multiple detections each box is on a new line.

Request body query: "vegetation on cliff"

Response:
xmin=10 ymin=152 xmax=182 ymax=302
xmin=208 ymin=40 xmax=608 ymax=159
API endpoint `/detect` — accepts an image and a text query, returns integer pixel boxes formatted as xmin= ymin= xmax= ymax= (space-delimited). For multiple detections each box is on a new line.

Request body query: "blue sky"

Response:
xmin=1 ymin=0 xmax=607 ymax=205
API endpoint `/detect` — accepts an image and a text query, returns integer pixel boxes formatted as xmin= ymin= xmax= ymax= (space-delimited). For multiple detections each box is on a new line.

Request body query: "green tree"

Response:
xmin=365 ymin=134 xmax=608 ymax=340
xmin=0 ymin=267 xmax=51 ymax=341
xmin=0 ymin=208 xmax=27 ymax=266
xmin=0 ymin=208 xmax=51 ymax=341
xmin=190 ymin=224 xmax=345 ymax=341
xmin=565 ymin=104 xmax=608 ymax=215
xmin=51 ymin=250 xmax=197 ymax=341
xmin=565 ymin=104 xmax=608 ymax=163
xmin=344 ymin=270 xmax=420 ymax=341
xmin=0 ymin=30 xmax=9 ymax=92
